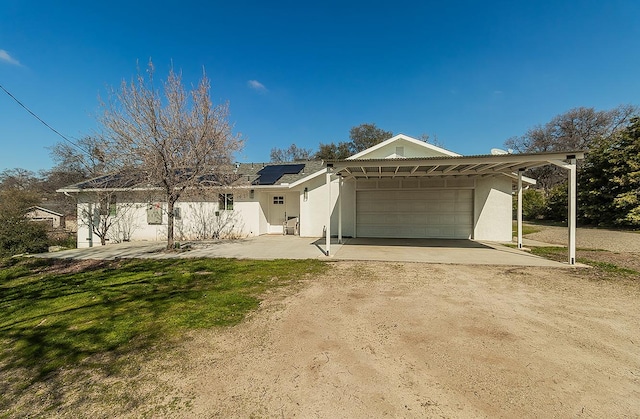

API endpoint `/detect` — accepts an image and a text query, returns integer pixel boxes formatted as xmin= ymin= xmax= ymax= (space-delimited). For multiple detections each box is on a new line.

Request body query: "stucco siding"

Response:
xmin=473 ymin=176 xmax=512 ymax=241
xmin=76 ymin=191 xmax=259 ymax=248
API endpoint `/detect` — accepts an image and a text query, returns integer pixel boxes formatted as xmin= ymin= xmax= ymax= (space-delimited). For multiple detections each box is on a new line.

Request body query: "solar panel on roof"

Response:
xmin=253 ymin=164 xmax=305 ymax=185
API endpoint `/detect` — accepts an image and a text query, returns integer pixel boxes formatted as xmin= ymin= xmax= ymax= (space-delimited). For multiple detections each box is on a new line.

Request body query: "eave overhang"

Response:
xmin=328 ymin=151 xmax=585 ymax=182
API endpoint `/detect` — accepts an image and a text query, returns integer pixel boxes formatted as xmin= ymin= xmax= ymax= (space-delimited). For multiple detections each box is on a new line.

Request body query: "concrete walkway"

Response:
xmin=36 ymin=235 xmax=569 ymax=267
xmin=333 ymin=238 xmax=567 ymax=267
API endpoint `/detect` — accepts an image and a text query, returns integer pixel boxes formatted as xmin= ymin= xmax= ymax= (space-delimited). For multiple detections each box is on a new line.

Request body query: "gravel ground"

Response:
xmin=524 ymin=223 xmax=640 ymax=253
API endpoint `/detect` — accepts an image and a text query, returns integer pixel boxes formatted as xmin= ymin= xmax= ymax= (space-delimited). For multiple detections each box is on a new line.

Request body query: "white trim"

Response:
xmin=347 ymin=133 xmax=461 ymax=160
xmin=288 ymin=168 xmax=328 ymax=188
xmin=517 ymin=171 xmax=523 ymax=249
xmin=568 ymin=159 xmax=577 ymax=265
xmin=26 ymin=206 xmax=64 ymax=217
xmin=325 ymin=171 xmax=331 ymax=256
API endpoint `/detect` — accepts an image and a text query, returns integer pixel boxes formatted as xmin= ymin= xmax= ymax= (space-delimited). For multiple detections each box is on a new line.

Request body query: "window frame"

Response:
xmin=219 ymin=193 xmax=234 ymax=211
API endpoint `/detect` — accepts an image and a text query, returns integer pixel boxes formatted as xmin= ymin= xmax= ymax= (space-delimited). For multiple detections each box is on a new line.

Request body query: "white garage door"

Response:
xmin=356 ymin=189 xmax=473 ymax=239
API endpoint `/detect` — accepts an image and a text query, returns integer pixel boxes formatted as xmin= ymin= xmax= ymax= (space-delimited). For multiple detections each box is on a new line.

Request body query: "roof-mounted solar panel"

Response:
xmin=253 ymin=164 xmax=305 ymax=185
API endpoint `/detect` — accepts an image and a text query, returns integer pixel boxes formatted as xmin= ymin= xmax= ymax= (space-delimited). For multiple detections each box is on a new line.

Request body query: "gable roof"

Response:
xmin=25 ymin=206 xmax=64 ymax=217
xmin=330 ymin=150 xmax=586 ymax=185
xmin=347 ymin=134 xmax=460 ymax=160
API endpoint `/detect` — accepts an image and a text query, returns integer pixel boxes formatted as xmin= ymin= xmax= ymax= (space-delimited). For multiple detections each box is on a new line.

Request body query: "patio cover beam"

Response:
xmin=328 ymin=150 xmax=584 ymax=265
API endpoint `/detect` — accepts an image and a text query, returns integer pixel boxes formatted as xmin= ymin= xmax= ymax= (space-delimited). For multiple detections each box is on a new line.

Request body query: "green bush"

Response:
xmin=513 ymin=188 xmax=547 ymax=220
xmin=545 ymin=183 xmax=568 ymax=222
xmin=0 ymin=218 xmax=50 ymax=256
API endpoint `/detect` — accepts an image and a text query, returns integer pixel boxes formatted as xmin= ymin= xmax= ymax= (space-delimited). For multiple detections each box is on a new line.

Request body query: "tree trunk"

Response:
xmin=166 ymin=197 xmax=175 ymax=250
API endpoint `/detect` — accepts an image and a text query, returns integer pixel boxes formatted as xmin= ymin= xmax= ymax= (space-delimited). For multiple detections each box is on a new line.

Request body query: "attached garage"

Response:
xmin=356 ymin=189 xmax=473 ymax=239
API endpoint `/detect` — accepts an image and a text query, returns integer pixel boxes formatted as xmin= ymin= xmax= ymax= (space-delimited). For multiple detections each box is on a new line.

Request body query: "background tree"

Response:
xmin=418 ymin=133 xmax=444 ymax=147
xmin=579 ymin=117 xmax=640 ymax=227
xmin=512 ymin=188 xmax=546 ymax=221
xmin=0 ymin=168 xmax=39 ymax=191
xmin=99 ymin=60 xmax=242 ymax=249
xmin=315 ymin=141 xmax=352 ymax=160
xmin=349 ymin=123 xmax=393 ymax=153
xmin=49 ymin=136 xmax=109 ymax=180
xmin=46 ymin=135 xmax=113 ymax=216
xmin=315 ymin=123 xmax=393 ymax=160
xmin=270 ymin=143 xmax=314 ymax=162
xmin=505 ymin=105 xmax=637 ymax=190
xmin=0 ymin=187 xmax=49 ymax=257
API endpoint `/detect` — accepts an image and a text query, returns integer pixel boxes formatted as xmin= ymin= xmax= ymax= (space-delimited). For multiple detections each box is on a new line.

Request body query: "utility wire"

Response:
xmin=0 ymin=82 xmax=87 ymax=155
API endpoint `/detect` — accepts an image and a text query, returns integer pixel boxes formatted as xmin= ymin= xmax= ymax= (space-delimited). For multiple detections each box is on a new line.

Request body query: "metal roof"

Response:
xmin=328 ymin=151 xmax=585 ymax=180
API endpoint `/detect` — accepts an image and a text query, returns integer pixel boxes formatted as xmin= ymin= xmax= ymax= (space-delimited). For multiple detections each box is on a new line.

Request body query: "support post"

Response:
xmin=338 ymin=175 xmax=342 ymax=244
xmin=325 ymin=169 xmax=331 ymax=256
xmin=568 ymin=158 xmax=577 ymax=265
xmin=517 ymin=169 xmax=523 ymax=249
xmin=87 ymin=203 xmax=93 ymax=248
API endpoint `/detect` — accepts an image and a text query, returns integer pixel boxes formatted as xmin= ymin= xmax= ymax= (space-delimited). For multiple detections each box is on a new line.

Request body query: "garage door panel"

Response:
xmin=356 ymin=189 xmax=472 ymax=239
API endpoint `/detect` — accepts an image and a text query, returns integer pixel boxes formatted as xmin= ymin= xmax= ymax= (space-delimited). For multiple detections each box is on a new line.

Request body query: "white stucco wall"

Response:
xmin=295 ymin=174 xmax=356 ymax=238
xmin=75 ymin=190 xmax=260 ymax=248
xmin=299 ymin=173 xmax=331 ymax=237
xmin=473 ymin=176 xmax=513 ymax=242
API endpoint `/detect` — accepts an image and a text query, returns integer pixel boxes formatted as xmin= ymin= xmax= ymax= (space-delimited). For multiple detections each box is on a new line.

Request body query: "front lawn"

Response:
xmin=0 ymin=256 xmax=326 ymax=411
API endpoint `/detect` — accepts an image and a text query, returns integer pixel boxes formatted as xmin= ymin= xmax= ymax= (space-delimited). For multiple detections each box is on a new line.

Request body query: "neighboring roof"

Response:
xmin=347 ymin=134 xmax=461 ymax=160
xmin=330 ymin=150 xmax=585 ymax=183
xmin=25 ymin=206 xmax=64 ymax=217
xmin=58 ymin=170 xmax=243 ymax=192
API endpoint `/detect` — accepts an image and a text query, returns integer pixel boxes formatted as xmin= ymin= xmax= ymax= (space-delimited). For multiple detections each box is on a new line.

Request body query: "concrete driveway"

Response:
xmin=334 ymin=238 xmax=566 ymax=266
xmin=37 ymin=235 xmax=567 ymax=267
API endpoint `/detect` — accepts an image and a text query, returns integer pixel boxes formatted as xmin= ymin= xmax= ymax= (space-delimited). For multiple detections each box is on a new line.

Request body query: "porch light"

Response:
xmin=304 ymin=187 xmax=308 ymax=201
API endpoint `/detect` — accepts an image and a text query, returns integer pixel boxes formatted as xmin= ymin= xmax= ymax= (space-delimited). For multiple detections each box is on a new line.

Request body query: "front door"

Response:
xmin=268 ymin=194 xmax=286 ymax=234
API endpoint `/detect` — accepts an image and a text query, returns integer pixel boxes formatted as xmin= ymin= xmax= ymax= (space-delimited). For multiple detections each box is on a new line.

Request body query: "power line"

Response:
xmin=0 ymin=83 xmax=87 ymax=155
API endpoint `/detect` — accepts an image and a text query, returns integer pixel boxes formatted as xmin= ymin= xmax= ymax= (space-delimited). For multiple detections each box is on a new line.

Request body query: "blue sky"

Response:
xmin=1 ymin=0 xmax=639 ymax=173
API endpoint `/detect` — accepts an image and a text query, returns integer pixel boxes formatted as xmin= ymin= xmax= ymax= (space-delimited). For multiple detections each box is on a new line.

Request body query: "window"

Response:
xmin=273 ymin=196 xmax=284 ymax=205
xmin=395 ymin=146 xmax=405 ymax=157
xmin=100 ymin=195 xmax=117 ymax=216
xmin=173 ymin=207 xmax=181 ymax=220
xmin=219 ymin=193 xmax=234 ymax=210
xmin=109 ymin=195 xmax=117 ymax=217
xmin=147 ymin=203 xmax=162 ymax=225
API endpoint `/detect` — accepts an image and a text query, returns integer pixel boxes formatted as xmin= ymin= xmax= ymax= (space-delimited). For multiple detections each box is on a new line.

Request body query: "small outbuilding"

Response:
xmin=25 ymin=206 xmax=66 ymax=229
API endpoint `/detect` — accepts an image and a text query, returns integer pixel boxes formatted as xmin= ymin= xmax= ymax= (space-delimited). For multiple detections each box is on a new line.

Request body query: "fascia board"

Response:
xmin=346 ymin=134 xmax=460 ymax=160
xmin=287 ymin=168 xmax=328 ymax=188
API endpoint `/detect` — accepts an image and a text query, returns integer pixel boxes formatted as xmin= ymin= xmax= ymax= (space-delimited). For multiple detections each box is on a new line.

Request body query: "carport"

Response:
xmin=325 ymin=151 xmax=585 ymax=265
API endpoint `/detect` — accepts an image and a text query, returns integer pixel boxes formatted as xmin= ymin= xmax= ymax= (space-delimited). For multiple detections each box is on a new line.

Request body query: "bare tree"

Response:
xmin=79 ymin=191 xmax=140 ymax=246
xmin=505 ymin=105 xmax=638 ymax=189
xmin=418 ymin=133 xmax=444 ymax=147
xmin=49 ymin=135 xmax=109 ymax=180
xmin=99 ymin=60 xmax=243 ymax=249
xmin=270 ymin=144 xmax=314 ymax=162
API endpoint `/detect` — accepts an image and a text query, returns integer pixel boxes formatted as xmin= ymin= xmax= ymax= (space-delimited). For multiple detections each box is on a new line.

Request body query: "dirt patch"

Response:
xmin=38 ymin=259 xmax=112 ymax=275
xmin=168 ymin=262 xmax=640 ymax=418
xmin=6 ymin=261 xmax=640 ymax=418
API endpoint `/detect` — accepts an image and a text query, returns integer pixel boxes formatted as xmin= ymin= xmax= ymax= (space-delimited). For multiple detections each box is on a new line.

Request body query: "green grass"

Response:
xmin=0 ymin=257 xmax=327 ymax=381
xmin=529 ymin=247 xmax=639 ymax=275
xmin=511 ymin=222 xmax=541 ymax=236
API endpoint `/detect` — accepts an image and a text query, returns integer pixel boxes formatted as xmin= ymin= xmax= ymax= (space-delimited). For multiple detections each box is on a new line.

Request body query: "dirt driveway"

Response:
xmin=121 ymin=261 xmax=638 ymax=418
